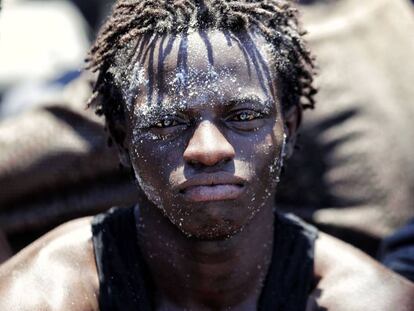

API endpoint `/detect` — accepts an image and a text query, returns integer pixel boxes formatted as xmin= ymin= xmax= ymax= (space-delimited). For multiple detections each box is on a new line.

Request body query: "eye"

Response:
xmin=230 ymin=111 xmax=264 ymax=122
xmin=226 ymin=109 xmax=268 ymax=131
xmin=153 ymin=117 xmax=179 ymax=128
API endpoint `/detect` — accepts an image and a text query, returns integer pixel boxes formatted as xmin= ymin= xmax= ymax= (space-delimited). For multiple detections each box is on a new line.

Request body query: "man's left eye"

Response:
xmin=231 ymin=111 xmax=263 ymax=121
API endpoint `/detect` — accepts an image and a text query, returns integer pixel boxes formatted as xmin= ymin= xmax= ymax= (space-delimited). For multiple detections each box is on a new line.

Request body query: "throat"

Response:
xmin=134 ymin=203 xmax=275 ymax=310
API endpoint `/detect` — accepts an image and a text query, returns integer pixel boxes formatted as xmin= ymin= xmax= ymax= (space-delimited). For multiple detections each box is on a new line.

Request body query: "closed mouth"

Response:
xmin=177 ymin=173 xmax=246 ymax=202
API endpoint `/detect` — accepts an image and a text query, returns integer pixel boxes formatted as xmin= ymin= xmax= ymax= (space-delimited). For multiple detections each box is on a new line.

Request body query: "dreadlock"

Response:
xmin=86 ymin=0 xmax=316 ymax=120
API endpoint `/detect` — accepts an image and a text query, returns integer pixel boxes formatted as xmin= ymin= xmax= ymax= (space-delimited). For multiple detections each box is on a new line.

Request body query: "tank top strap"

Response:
xmin=258 ymin=212 xmax=318 ymax=311
xmin=92 ymin=206 xmax=154 ymax=311
xmin=92 ymin=207 xmax=317 ymax=311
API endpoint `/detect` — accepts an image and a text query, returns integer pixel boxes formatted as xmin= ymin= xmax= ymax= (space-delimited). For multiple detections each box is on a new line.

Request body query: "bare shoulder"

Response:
xmin=307 ymin=232 xmax=414 ymax=311
xmin=0 ymin=217 xmax=99 ymax=311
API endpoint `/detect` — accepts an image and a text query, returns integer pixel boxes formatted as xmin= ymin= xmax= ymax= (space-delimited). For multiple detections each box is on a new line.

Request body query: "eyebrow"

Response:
xmin=133 ymin=101 xmax=187 ymax=129
xmin=226 ymin=94 xmax=273 ymax=111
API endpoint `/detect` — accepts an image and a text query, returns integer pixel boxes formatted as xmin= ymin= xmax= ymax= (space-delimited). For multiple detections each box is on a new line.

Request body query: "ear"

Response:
xmin=283 ymin=105 xmax=302 ymax=158
xmin=107 ymin=113 xmax=132 ymax=168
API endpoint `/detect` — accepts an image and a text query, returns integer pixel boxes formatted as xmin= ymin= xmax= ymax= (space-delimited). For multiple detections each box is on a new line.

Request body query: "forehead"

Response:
xmin=161 ymin=30 xmax=273 ymax=78
xmin=122 ymin=30 xmax=277 ymax=111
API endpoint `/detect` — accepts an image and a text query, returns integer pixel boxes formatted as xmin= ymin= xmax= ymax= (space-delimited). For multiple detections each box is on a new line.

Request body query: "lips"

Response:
xmin=177 ymin=173 xmax=246 ymax=202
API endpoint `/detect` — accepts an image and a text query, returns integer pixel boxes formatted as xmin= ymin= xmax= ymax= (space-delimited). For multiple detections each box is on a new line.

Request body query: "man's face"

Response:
xmin=122 ymin=30 xmax=286 ymax=239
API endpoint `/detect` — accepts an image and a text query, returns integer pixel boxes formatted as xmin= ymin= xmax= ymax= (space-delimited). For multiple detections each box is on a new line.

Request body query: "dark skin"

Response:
xmin=0 ymin=30 xmax=413 ymax=311
xmin=125 ymin=31 xmax=286 ymax=240
xmin=118 ymin=30 xmax=286 ymax=310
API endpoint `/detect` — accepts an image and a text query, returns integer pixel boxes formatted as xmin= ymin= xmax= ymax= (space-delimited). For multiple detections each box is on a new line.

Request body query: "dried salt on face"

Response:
xmin=123 ymin=63 xmax=149 ymax=112
xmin=116 ymin=30 xmax=290 ymax=239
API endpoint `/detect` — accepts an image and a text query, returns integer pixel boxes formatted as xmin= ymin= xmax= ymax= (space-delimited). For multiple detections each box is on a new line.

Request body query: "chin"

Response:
xmin=183 ymin=226 xmax=244 ymax=241
xmin=175 ymin=211 xmax=250 ymax=241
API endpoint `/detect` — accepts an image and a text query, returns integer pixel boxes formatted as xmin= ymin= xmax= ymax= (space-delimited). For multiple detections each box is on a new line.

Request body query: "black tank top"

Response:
xmin=92 ymin=206 xmax=317 ymax=311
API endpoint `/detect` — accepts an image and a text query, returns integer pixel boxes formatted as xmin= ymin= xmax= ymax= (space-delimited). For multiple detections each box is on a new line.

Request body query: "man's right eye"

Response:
xmin=153 ymin=118 xmax=178 ymax=128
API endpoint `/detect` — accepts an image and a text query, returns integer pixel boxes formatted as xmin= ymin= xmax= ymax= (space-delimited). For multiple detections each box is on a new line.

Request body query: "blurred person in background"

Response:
xmin=0 ymin=0 xmax=92 ymax=259
xmin=276 ymin=0 xmax=414 ymax=255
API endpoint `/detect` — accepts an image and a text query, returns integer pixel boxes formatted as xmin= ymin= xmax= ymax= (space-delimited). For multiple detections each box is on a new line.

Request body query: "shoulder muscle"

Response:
xmin=0 ymin=218 xmax=99 ymax=311
xmin=309 ymin=233 xmax=414 ymax=311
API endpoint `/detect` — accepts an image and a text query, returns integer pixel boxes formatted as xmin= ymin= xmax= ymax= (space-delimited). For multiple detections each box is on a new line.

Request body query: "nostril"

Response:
xmin=223 ymin=156 xmax=232 ymax=164
xmin=185 ymin=153 xmax=233 ymax=168
xmin=187 ymin=159 xmax=200 ymax=166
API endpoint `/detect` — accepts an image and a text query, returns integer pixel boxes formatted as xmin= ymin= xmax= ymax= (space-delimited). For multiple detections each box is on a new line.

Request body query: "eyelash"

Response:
xmin=151 ymin=109 xmax=265 ymax=130
xmin=154 ymin=118 xmax=180 ymax=128
xmin=229 ymin=110 xmax=264 ymax=122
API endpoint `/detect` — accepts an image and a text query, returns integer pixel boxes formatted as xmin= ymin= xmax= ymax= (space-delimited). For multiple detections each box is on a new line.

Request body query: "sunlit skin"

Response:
xmin=0 ymin=30 xmax=413 ymax=311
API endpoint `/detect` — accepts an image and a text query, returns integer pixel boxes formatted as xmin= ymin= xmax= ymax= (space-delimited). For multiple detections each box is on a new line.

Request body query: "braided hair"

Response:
xmin=86 ymin=0 xmax=316 ymax=122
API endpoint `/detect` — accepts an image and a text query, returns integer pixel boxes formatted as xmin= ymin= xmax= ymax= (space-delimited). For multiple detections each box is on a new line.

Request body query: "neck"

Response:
xmin=135 ymin=200 xmax=275 ymax=311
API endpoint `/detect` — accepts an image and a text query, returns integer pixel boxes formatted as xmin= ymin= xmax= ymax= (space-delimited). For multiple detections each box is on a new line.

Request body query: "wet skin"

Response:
xmin=114 ymin=30 xmax=292 ymax=310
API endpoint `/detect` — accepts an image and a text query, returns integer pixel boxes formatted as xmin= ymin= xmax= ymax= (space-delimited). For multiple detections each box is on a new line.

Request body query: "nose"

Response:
xmin=183 ymin=121 xmax=235 ymax=167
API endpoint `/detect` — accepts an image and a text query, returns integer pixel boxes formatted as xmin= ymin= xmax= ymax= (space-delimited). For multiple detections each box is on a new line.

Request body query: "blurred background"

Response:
xmin=0 ymin=0 xmax=413 ymax=279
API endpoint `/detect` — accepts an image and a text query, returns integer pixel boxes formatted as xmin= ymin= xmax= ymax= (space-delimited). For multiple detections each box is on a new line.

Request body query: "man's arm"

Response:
xmin=308 ymin=232 xmax=414 ymax=311
xmin=0 ymin=218 xmax=99 ymax=311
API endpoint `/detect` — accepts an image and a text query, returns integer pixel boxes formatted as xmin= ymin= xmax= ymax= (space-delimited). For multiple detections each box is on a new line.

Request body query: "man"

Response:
xmin=3 ymin=0 xmax=414 ymax=258
xmin=0 ymin=0 xmax=413 ymax=310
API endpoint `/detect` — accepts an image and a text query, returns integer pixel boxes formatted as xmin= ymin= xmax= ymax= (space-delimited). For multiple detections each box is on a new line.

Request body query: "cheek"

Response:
xmin=131 ymin=142 xmax=180 ymax=181
xmin=247 ymin=124 xmax=285 ymax=184
xmin=129 ymin=139 xmax=183 ymax=205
